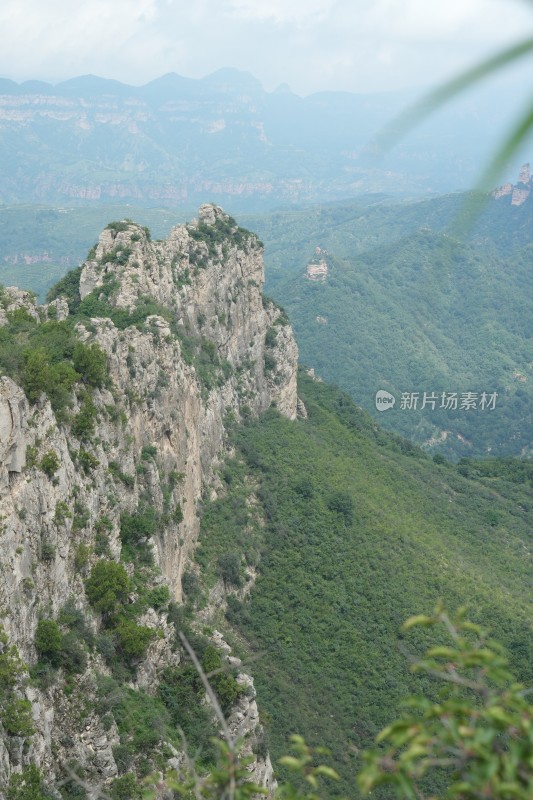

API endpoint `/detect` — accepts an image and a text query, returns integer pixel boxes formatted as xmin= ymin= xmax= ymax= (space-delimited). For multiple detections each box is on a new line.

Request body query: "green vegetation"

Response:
xmin=147 ymin=737 xmax=285 ymax=800
xmin=7 ymin=765 xmax=51 ymax=800
xmin=217 ymin=551 xmax=244 ymax=587
xmin=257 ymin=195 xmax=533 ymax=458
xmin=108 ymin=461 xmax=135 ymax=488
xmin=78 ymin=447 xmax=100 ymax=473
xmin=54 ymin=501 xmax=72 ymax=525
xmin=140 ymin=444 xmax=157 ymax=460
xmin=40 ymin=539 xmax=56 ymax=561
xmin=71 ymin=396 xmax=98 ymax=440
xmin=85 ymin=558 xmax=160 ymax=671
xmin=201 ymin=644 xmax=243 ymax=712
xmin=72 ymin=341 xmax=107 ymax=387
xmin=0 ymin=218 xmax=235 ymax=439
xmin=95 ymin=515 xmax=112 ymax=555
xmin=157 ymin=662 xmax=217 ymax=759
xmin=106 ymin=221 xmax=132 ymax=234
xmin=45 ymin=238 xmax=176 ymax=339
xmin=46 ymin=266 xmax=82 ymax=313
xmin=113 ymin=619 xmax=154 ymax=663
xmin=85 ymin=560 xmax=130 ymax=615
xmin=101 ymin=244 xmax=132 ymax=267
xmin=21 ymin=347 xmax=78 ymax=410
xmin=187 ymin=214 xmax=257 ymax=263
xmin=95 ymin=672 xmax=186 ymax=774
xmin=39 ymin=450 xmax=60 ymax=478
xmin=5 ymin=191 xmax=532 ymax=459
xmin=119 ymin=506 xmax=157 ymax=564
xmin=33 ymin=614 xmax=87 ymax=684
xmin=74 ymin=543 xmax=91 ymax=572
xmin=120 ymin=507 xmax=157 ymax=546
xmin=77 ymin=283 xmax=174 ymax=333
xmin=139 ymin=611 xmax=533 ymax=800
xmin=34 ymin=605 xmax=528 ymax=800
xmin=1 ymin=198 xmax=532 ymax=798
xmin=35 ymin=620 xmax=62 ymax=666
xmin=0 ymin=626 xmax=33 ymax=739
xmin=0 ymin=306 xmax=108 ymax=419
xmin=110 ymin=773 xmax=143 ymax=800
xmin=176 ymin=332 xmax=233 ymax=394
xmin=91 ymin=614 xmax=240 ymax=773
xmin=197 ymin=371 xmax=533 ymax=797
xmin=145 ymin=584 xmax=170 ymax=610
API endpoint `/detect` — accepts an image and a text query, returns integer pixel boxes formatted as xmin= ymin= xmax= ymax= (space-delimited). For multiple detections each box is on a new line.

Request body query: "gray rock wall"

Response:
xmin=0 ymin=205 xmax=297 ymax=795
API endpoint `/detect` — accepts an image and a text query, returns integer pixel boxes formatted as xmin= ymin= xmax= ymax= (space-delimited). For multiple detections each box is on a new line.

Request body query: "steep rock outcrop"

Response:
xmin=211 ymin=632 xmax=276 ymax=793
xmin=0 ymin=205 xmax=297 ymax=795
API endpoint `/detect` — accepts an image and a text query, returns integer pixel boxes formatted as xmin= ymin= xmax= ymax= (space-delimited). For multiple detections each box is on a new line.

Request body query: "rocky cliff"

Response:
xmin=0 ymin=205 xmax=297 ymax=796
xmin=492 ymin=163 xmax=532 ymax=206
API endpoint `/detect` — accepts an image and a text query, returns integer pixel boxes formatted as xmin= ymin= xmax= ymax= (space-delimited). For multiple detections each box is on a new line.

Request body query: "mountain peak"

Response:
xmin=201 ymin=68 xmax=264 ymax=93
xmin=273 ymin=82 xmax=294 ymax=95
xmin=55 ymin=74 xmax=134 ymax=96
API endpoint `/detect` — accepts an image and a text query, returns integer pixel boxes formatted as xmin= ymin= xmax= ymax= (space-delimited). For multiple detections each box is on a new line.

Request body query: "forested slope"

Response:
xmin=197 ymin=371 xmax=533 ymax=797
xmin=256 ymin=190 xmax=533 ymax=458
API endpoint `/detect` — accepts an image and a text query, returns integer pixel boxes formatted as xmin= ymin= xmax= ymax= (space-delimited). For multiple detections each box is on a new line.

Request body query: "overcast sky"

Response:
xmin=0 ymin=0 xmax=531 ymax=95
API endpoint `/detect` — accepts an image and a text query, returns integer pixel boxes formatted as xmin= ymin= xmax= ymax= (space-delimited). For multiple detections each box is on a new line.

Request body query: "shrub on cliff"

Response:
xmin=21 ymin=348 xmax=78 ymax=411
xmin=39 ymin=450 xmax=60 ymax=478
xmin=6 ymin=764 xmax=51 ymax=800
xmin=34 ymin=619 xmax=62 ymax=667
xmin=114 ymin=619 xmax=154 ymax=662
xmin=46 ymin=265 xmax=82 ymax=313
xmin=71 ymin=395 xmax=98 ymax=440
xmin=201 ymin=644 xmax=242 ymax=712
xmin=72 ymin=341 xmax=107 ymax=387
xmin=0 ymin=626 xmax=34 ymax=741
xmin=85 ymin=560 xmax=130 ymax=615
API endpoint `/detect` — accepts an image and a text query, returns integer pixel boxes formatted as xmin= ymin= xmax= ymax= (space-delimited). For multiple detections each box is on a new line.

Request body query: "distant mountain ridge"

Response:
xmin=0 ymin=70 xmax=531 ymax=209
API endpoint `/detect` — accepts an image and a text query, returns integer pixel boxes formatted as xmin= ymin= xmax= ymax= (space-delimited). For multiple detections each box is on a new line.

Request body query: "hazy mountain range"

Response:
xmin=1 ymin=69 xmax=532 ymax=209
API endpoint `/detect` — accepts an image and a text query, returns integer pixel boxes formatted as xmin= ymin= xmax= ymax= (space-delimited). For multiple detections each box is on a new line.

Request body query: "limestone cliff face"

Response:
xmin=493 ymin=163 xmax=532 ymax=206
xmin=0 ymin=206 xmax=297 ymax=795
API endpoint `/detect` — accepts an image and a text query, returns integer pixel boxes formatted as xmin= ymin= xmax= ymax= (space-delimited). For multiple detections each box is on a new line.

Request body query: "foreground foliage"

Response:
xmin=359 ymin=605 xmax=533 ymax=799
xmin=155 ymin=610 xmax=532 ymax=800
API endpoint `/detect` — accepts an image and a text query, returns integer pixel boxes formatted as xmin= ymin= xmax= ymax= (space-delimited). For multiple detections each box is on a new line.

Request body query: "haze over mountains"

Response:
xmin=1 ymin=69 xmax=531 ymax=209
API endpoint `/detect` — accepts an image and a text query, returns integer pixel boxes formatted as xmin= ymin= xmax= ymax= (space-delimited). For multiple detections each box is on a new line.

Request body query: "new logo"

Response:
xmin=375 ymin=390 xmax=396 ymax=411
